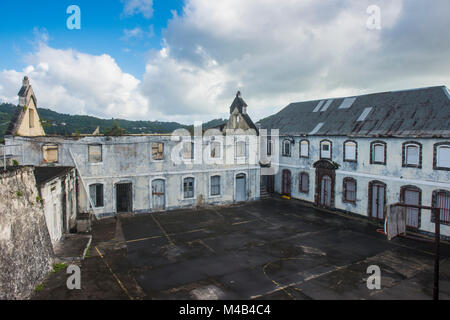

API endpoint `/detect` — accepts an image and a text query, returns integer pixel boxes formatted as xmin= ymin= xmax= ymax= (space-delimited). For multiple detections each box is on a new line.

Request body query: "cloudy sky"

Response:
xmin=0 ymin=0 xmax=449 ymax=124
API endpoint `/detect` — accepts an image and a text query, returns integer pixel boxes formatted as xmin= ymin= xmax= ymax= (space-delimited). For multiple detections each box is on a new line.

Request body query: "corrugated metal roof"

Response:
xmin=259 ymin=86 xmax=450 ymax=138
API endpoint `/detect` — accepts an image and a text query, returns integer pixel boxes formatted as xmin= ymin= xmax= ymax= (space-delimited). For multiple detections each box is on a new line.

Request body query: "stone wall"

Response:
xmin=0 ymin=166 xmax=54 ymax=300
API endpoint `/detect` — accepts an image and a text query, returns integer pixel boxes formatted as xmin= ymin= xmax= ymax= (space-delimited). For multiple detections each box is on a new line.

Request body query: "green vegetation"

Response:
xmin=36 ymin=196 xmax=43 ymax=204
xmin=12 ymin=159 xmax=19 ymax=166
xmin=104 ymin=121 xmax=127 ymax=136
xmin=34 ymin=283 xmax=45 ymax=292
xmin=0 ymin=103 xmax=228 ymax=139
xmin=52 ymin=263 xmax=68 ymax=273
xmin=16 ymin=191 xmax=23 ymax=197
xmin=84 ymin=244 xmax=91 ymax=258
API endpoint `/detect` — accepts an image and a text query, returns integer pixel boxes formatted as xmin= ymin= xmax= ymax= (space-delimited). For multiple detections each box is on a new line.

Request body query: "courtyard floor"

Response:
xmin=33 ymin=197 xmax=450 ymax=300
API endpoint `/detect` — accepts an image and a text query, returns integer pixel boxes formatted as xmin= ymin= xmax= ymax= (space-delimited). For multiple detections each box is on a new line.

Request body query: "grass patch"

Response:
xmin=84 ymin=244 xmax=91 ymax=258
xmin=52 ymin=263 xmax=68 ymax=273
xmin=34 ymin=283 xmax=45 ymax=292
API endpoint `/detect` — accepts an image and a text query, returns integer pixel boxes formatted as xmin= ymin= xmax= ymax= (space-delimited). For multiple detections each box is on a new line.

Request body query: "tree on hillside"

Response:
xmin=104 ymin=121 xmax=127 ymax=136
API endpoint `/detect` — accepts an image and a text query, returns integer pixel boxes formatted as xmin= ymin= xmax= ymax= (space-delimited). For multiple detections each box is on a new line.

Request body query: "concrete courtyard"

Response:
xmin=33 ymin=197 xmax=450 ymax=300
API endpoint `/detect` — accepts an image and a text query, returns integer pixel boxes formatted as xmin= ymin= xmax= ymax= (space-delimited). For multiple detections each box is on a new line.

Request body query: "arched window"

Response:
xmin=320 ymin=140 xmax=332 ymax=159
xmin=343 ymin=178 xmax=356 ymax=203
xmin=343 ymin=140 xmax=357 ymax=162
xmin=434 ymin=142 xmax=450 ymax=170
xmin=402 ymin=142 xmax=421 ymax=168
xmin=400 ymin=185 xmax=421 ymax=228
xmin=42 ymin=144 xmax=59 ymax=164
xmin=282 ymin=140 xmax=291 ymax=157
xmin=299 ymin=140 xmax=309 ymax=158
xmin=299 ymin=172 xmax=309 ymax=193
xmin=89 ymin=183 xmax=104 ymax=208
xmin=210 ymin=175 xmax=221 ymax=196
xmin=183 ymin=177 xmax=195 ymax=199
xmin=370 ymin=141 xmax=386 ymax=165
xmin=433 ymin=190 xmax=450 ymax=225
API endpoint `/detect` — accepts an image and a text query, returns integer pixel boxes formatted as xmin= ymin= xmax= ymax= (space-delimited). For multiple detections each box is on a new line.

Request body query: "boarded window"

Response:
xmin=43 ymin=144 xmax=58 ymax=163
xmin=183 ymin=142 xmax=194 ymax=160
xmin=343 ymin=178 xmax=356 ymax=202
xmin=282 ymin=140 xmax=291 ymax=157
xmin=29 ymin=109 xmax=34 ymax=128
xmin=236 ymin=141 xmax=246 ymax=158
xmin=183 ymin=177 xmax=194 ymax=199
xmin=436 ymin=145 xmax=450 ymax=169
xmin=152 ymin=142 xmax=164 ymax=160
xmin=210 ymin=142 xmax=221 ymax=158
xmin=299 ymin=172 xmax=309 ymax=193
xmin=211 ymin=175 xmax=221 ymax=196
xmin=89 ymin=184 xmax=104 ymax=208
xmin=320 ymin=140 xmax=331 ymax=159
xmin=88 ymin=144 xmax=102 ymax=163
xmin=344 ymin=141 xmax=357 ymax=161
xmin=300 ymin=140 xmax=309 ymax=158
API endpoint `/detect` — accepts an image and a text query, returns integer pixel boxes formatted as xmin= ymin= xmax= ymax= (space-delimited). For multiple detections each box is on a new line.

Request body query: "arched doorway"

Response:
xmin=369 ymin=181 xmax=386 ymax=220
xmin=313 ymin=160 xmax=336 ymax=208
xmin=320 ymin=175 xmax=332 ymax=207
xmin=235 ymin=173 xmax=247 ymax=202
xmin=282 ymin=169 xmax=291 ymax=197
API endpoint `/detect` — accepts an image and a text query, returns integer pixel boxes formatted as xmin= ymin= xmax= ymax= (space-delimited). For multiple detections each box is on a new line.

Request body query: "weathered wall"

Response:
xmin=273 ymin=136 xmax=450 ymax=237
xmin=8 ymin=134 xmax=261 ymax=218
xmin=0 ymin=167 xmax=54 ymax=300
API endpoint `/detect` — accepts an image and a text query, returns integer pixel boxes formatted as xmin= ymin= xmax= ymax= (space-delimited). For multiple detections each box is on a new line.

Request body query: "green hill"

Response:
xmin=0 ymin=103 xmax=228 ymax=139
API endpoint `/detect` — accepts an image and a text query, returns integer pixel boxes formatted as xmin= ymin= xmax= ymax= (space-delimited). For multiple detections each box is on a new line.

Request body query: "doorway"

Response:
xmin=116 ymin=183 xmax=132 ymax=213
xmin=401 ymin=186 xmax=421 ymax=228
xmin=235 ymin=173 xmax=247 ymax=202
xmin=313 ymin=160 xmax=336 ymax=208
xmin=282 ymin=170 xmax=291 ymax=197
xmin=320 ymin=175 xmax=332 ymax=207
xmin=152 ymin=179 xmax=166 ymax=211
xmin=369 ymin=181 xmax=386 ymax=220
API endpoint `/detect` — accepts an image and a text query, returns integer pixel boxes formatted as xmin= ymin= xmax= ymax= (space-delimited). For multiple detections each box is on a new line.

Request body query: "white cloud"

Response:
xmin=0 ymin=43 xmax=149 ymax=120
xmin=122 ymin=0 xmax=154 ymax=19
xmin=140 ymin=0 xmax=450 ymax=121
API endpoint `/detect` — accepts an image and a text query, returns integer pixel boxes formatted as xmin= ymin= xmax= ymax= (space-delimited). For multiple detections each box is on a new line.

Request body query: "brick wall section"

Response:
xmin=0 ymin=166 xmax=54 ymax=300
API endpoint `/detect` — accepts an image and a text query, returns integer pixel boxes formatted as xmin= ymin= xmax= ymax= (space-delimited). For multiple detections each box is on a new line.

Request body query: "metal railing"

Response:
xmin=390 ymin=202 xmax=442 ymax=300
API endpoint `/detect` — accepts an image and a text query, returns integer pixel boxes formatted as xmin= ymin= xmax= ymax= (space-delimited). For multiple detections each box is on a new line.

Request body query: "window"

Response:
xmin=299 ymin=140 xmax=309 ymax=158
xmin=282 ymin=140 xmax=291 ymax=157
xmin=89 ymin=184 xmax=104 ymax=208
xmin=183 ymin=177 xmax=194 ymax=199
xmin=370 ymin=141 xmax=386 ymax=165
xmin=320 ymin=140 xmax=332 ymax=159
xmin=42 ymin=144 xmax=58 ymax=163
xmin=210 ymin=141 xmax=221 ymax=159
xmin=434 ymin=143 xmax=450 ymax=170
xmin=402 ymin=142 xmax=421 ymax=168
xmin=236 ymin=140 xmax=246 ymax=158
xmin=29 ymin=109 xmax=34 ymax=128
xmin=343 ymin=141 xmax=357 ymax=162
xmin=183 ymin=142 xmax=194 ymax=160
xmin=88 ymin=144 xmax=102 ymax=163
xmin=299 ymin=172 xmax=309 ymax=193
xmin=433 ymin=190 xmax=450 ymax=225
xmin=343 ymin=178 xmax=356 ymax=203
xmin=267 ymin=139 xmax=273 ymax=156
xmin=152 ymin=142 xmax=164 ymax=160
xmin=210 ymin=175 xmax=221 ymax=196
